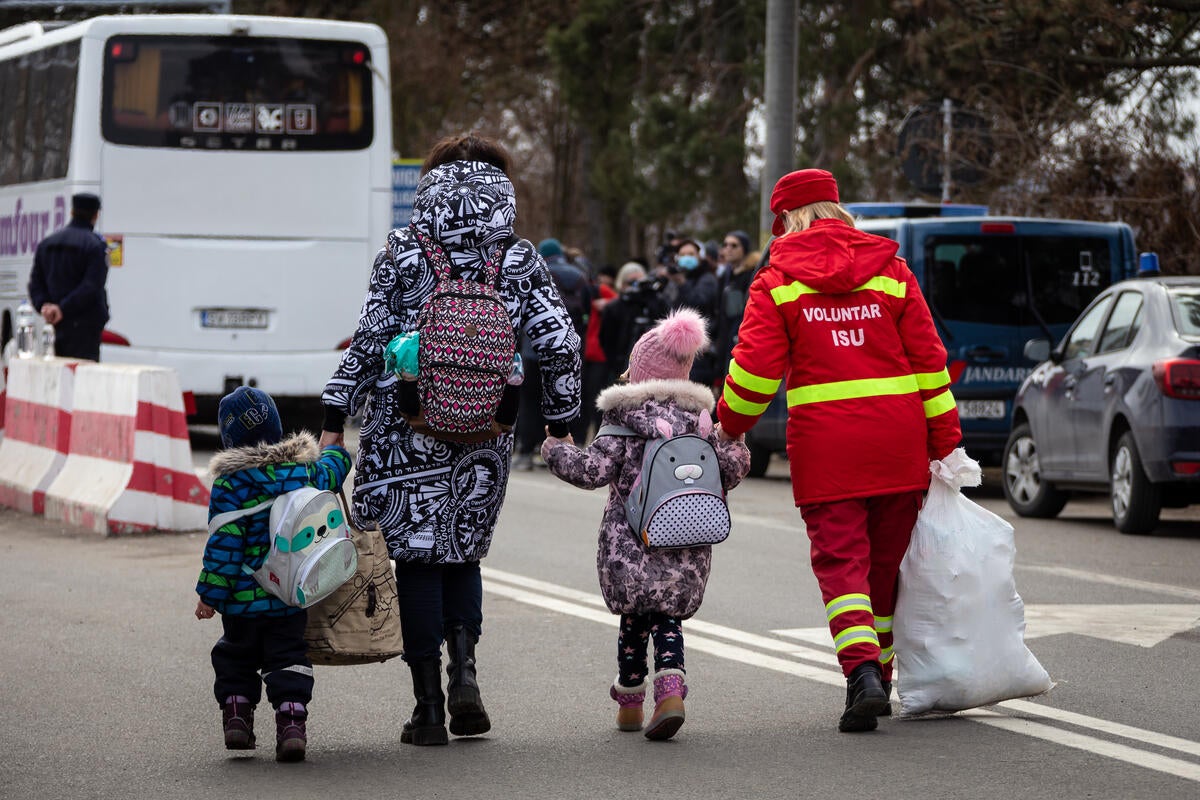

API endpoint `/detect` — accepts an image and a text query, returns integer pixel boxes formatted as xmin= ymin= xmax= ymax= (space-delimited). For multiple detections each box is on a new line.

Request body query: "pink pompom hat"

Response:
xmin=627 ymin=307 xmax=711 ymax=384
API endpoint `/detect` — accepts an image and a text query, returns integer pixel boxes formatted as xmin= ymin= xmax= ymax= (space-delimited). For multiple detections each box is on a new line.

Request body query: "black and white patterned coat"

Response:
xmin=323 ymin=160 xmax=582 ymax=564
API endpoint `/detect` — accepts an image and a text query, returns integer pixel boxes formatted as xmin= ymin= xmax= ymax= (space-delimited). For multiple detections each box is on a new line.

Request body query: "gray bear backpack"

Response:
xmin=597 ymin=413 xmax=731 ymax=549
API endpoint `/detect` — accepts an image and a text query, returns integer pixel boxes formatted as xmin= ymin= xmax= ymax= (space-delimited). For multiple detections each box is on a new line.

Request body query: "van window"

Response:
xmin=925 ymin=235 xmax=1112 ymax=326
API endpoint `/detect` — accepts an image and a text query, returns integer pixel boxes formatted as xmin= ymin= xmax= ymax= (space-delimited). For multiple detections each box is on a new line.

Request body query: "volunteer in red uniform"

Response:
xmin=716 ymin=169 xmax=962 ymax=732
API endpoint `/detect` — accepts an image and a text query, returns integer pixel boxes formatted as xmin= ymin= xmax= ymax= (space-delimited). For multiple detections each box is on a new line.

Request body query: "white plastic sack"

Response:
xmin=894 ymin=448 xmax=1053 ymax=716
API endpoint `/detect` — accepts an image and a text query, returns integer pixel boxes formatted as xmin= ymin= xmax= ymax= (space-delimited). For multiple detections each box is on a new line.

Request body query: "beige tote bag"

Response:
xmin=304 ymin=491 xmax=404 ymax=665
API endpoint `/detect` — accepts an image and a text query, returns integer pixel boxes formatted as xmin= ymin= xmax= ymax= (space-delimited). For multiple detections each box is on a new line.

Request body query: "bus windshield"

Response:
xmin=102 ymin=35 xmax=373 ymax=151
xmin=925 ymin=235 xmax=1113 ymax=326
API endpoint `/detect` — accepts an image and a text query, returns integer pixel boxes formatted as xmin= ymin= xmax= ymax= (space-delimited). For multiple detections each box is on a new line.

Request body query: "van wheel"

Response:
xmin=747 ymin=443 xmax=772 ymax=478
xmin=1111 ymin=432 xmax=1161 ymax=535
xmin=1002 ymin=423 xmax=1068 ymax=518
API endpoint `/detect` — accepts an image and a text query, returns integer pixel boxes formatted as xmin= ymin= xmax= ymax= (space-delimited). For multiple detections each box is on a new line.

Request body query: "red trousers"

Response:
xmin=800 ymin=490 xmax=922 ymax=679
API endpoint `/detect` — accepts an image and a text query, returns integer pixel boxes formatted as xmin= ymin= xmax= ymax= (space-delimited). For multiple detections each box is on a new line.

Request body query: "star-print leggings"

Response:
xmin=616 ymin=612 xmax=684 ymax=687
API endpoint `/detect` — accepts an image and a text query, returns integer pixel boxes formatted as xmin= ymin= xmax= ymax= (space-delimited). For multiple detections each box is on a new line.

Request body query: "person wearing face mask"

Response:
xmin=668 ymin=238 xmax=720 ymax=388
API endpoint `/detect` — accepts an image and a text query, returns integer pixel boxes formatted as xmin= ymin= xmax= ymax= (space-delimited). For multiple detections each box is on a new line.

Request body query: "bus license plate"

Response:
xmin=956 ymin=400 xmax=1006 ymax=419
xmin=201 ymin=309 xmax=269 ymax=329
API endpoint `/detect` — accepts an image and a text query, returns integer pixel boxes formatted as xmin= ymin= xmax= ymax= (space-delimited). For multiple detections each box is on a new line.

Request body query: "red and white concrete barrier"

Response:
xmin=43 ymin=364 xmax=210 ymax=535
xmin=0 ymin=358 xmax=79 ymax=514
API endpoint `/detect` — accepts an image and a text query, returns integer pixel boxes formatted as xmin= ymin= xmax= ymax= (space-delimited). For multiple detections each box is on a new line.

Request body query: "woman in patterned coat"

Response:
xmin=320 ymin=134 xmax=581 ymax=747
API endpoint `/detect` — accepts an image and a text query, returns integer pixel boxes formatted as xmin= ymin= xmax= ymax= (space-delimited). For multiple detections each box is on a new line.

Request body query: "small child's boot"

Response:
xmin=609 ymin=677 xmax=647 ymax=732
xmin=644 ymin=669 xmax=687 ymax=741
xmin=221 ymin=695 xmax=256 ymax=750
xmin=275 ymin=701 xmax=307 ymax=762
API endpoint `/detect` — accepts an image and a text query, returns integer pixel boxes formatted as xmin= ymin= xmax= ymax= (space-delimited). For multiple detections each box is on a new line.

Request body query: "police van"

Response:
xmin=743 ymin=203 xmax=1144 ymax=473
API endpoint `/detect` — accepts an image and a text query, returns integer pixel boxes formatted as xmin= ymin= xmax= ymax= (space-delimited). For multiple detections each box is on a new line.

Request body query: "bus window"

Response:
xmin=102 ymin=35 xmax=374 ymax=151
xmin=0 ymin=42 xmax=79 ymax=185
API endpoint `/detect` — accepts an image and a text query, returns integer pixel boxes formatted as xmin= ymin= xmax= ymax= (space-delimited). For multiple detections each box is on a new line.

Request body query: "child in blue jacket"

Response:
xmin=194 ymin=386 xmax=352 ymax=762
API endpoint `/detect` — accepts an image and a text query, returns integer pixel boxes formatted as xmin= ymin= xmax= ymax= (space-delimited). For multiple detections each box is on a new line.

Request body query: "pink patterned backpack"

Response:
xmin=410 ymin=229 xmax=515 ymax=441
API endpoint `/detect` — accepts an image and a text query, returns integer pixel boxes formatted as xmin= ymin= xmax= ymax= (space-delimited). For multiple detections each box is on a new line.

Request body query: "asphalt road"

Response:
xmin=2 ymin=441 xmax=1198 ymax=800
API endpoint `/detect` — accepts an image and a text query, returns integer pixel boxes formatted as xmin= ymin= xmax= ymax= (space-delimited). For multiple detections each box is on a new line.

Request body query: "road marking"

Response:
xmin=1023 ymin=604 xmax=1200 ymax=647
xmin=1019 ymin=564 xmax=1200 ymax=602
xmin=482 ymin=566 xmax=1200 ymax=782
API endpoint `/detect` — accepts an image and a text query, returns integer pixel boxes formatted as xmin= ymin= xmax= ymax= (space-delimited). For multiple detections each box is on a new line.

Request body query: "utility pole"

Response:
xmin=759 ymin=0 xmax=797 ymax=246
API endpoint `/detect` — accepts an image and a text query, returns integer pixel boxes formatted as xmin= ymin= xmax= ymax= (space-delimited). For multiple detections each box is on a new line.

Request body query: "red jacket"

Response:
xmin=717 ymin=219 xmax=961 ymax=506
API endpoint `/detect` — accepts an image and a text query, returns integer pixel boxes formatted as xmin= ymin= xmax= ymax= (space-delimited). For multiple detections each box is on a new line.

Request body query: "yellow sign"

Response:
xmin=105 ymin=234 xmax=123 ymax=267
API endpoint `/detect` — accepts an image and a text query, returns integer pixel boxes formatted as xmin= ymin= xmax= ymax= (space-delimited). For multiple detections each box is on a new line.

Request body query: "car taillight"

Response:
xmin=1152 ymin=358 xmax=1200 ymax=399
xmin=1171 ymin=461 xmax=1200 ymax=475
xmin=101 ymin=329 xmax=130 ymax=346
xmin=980 ymin=222 xmax=1015 ymax=234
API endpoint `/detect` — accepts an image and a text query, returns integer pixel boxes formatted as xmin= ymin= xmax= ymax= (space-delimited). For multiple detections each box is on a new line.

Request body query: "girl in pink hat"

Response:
xmin=542 ymin=308 xmax=750 ymax=740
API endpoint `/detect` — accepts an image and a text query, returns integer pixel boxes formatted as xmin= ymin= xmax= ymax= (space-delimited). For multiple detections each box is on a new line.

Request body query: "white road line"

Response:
xmin=482 ymin=568 xmax=1200 ymax=782
xmin=1018 ymin=564 xmax=1200 ymax=602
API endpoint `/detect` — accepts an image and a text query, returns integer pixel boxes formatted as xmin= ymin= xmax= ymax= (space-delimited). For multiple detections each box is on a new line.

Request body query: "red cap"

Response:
xmin=770 ymin=169 xmax=839 ymax=236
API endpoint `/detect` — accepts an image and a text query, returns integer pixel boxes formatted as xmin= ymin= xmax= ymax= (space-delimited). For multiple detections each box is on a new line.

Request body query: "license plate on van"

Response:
xmin=201 ymin=308 xmax=269 ymax=329
xmin=956 ymin=400 xmax=1006 ymax=419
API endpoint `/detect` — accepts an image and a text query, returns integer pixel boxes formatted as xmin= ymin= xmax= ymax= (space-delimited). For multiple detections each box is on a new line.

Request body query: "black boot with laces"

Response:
xmin=839 ymin=662 xmax=888 ymax=732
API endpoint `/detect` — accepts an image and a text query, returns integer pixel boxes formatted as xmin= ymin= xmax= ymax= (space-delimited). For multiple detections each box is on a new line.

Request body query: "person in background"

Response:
xmin=579 ymin=264 xmax=619 ymax=441
xmin=668 ymin=238 xmax=720 ymax=387
xmin=542 ymin=308 xmax=750 ymax=741
xmin=320 ymin=133 xmax=581 ymax=746
xmin=599 ymin=261 xmax=664 ymax=378
xmin=716 ymin=168 xmax=962 ymax=733
xmin=714 ymin=234 xmax=759 ymax=378
xmin=28 ymin=193 xmax=109 ymax=360
xmin=195 ymin=386 xmax=353 ymax=763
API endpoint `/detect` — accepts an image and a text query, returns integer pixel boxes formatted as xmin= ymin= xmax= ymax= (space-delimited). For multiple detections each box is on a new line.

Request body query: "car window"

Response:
xmin=1062 ymin=295 xmax=1115 ymax=360
xmin=1096 ymin=291 xmax=1144 ymax=353
xmin=1168 ymin=288 xmax=1200 ymax=337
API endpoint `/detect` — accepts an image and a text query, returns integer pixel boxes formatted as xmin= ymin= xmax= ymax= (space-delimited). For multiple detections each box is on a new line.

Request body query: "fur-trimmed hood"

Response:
xmin=596 ymin=379 xmax=715 ymax=414
xmin=208 ymin=432 xmax=321 ymax=477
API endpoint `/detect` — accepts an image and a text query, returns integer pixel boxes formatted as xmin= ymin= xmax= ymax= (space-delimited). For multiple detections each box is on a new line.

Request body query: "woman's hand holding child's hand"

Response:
xmin=715 ymin=423 xmax=742 ymax=442
xmin=195 ymin=600 xmax=216 ymax=620
xmin=543 ymin=426 xmax=574 ymax=445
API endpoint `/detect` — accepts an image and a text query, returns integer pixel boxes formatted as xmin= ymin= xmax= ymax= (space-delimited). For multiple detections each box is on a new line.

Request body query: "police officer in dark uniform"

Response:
xmin=28 ymin=193 xmax=109 ymax=361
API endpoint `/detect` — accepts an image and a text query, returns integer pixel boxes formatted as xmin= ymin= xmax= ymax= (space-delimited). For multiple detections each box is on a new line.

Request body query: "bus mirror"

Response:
xmin=1023 ymin=339 xmax=1051 ymax=363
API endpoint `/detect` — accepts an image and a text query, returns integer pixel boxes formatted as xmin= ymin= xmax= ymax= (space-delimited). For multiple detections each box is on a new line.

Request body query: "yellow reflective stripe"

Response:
xmin=722 ymin=383 xmax=771 ymax=416
xmin=770 ymin=281 xmax=821 ymax=305
xmin=788 ymin=374 xmax=918 ymax=406
xmin=855 ymin=275 xmax=907 ymax=298
xmin=924 ymin=389 xmax=957 ymax=418
xmin=833 ymin=625 xmax=880 ymax=653
xmin=915 ymin=368 xmax=950 ymax=390
xmin=771 ymin=276 xmax=907 ymax=306
xmin=880 ymin=646 xmax=895 ymax=664
xmin=729 ymin=359 xmax=782 ymax=395
xmin=825 ymin=593 xmax=873 ymax=623
xmin=874 ymin=614 xmax=893 ymax=634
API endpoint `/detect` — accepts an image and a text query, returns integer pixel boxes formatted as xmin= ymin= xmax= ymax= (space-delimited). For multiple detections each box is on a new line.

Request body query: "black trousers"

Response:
xmin=394 ymin=560 xmax=483 ymax=663
xmin=52 ymin=320 xmax=103 ymax=361
xmin=211 ymin=612 xmax=313 ymax=708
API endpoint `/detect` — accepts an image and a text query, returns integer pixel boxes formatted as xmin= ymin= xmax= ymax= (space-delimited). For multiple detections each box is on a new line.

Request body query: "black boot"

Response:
xmin=839 ymin=662 xmax=888 ymax=733
xmin=446 ymin=625 xmax=491 ymax=736
xmin=879 ymin=679 xmax=892 ymax=717
xmin=401 ymin=659 xmax=448 ymax=746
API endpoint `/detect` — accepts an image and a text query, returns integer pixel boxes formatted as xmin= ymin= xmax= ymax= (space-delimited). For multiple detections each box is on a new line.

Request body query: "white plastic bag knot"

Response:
xmin=930 ymin=446 xmax=982 ymax=490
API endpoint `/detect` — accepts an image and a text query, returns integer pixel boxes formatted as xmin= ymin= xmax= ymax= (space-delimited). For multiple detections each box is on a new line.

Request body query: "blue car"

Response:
xmin=1003 ymin=276 xmax=1200 ymax=534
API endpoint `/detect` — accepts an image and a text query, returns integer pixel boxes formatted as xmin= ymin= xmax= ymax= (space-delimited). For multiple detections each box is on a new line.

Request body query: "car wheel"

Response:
xmin=1110 ymin=431 xmax=1161 ymax=535
xmin=747 ymin=443 xmax=772 ymax=478
xmin=1002 ymin=423 xmax=1069 ymax=518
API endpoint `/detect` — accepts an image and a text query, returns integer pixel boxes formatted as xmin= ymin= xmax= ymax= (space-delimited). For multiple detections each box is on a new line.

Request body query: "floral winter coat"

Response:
xmin=541 ymin=379 xmax=751 ymax=618
xmin=323 ymin=159 xmax=581 ymax=564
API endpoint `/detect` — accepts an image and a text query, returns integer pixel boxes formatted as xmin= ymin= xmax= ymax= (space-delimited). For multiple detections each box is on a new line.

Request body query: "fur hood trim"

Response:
xmin=595 ymin=379 xmax=715 ymax=414
xmin=208 ymin=432 xmax=321 ymax=476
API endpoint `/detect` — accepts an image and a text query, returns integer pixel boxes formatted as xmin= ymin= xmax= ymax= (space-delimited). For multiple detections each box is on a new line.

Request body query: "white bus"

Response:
xmin=0 ymin=14 xmax=393 ymax=422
